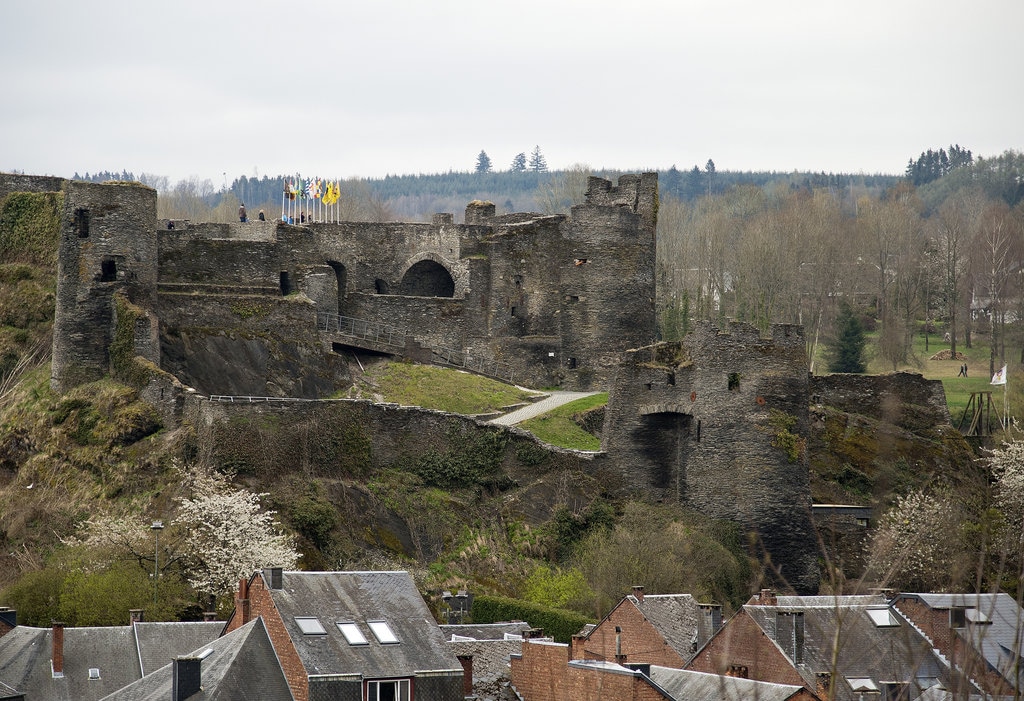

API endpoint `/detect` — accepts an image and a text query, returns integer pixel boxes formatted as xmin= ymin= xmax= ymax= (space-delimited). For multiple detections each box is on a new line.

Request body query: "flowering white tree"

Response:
xmin=865 ymin=488 xmax=967 ymax=592
xmin=991 ymin=437 xmax=1024 ymax=532
xmin=173 ymin=466 xmax=300 ymax=599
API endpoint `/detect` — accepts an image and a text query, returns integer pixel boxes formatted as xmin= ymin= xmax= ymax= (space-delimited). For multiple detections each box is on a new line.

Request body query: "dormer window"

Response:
xmin=866 ymin=608 xmax=900 ymax=627
xmin=295 ymin=617 xmax=326 ymax=635
xmin=338 ymin=622 xmax=368 ymax=645
xmin=368 ymin=620 xmax=399 ymax=644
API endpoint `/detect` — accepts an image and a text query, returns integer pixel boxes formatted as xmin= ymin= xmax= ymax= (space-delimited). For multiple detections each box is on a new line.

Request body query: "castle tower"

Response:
xmin=602 ymin=321 xmax=819 ymax=594
xmin=51 ymin=181 xmax=158 ymax=392
xmin=558 ymin=173 xmax=658 ymax=388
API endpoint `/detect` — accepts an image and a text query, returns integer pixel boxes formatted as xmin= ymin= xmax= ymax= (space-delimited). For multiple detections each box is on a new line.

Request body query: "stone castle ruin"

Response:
xmin=3 ymin=171 xmax=840 ymax=592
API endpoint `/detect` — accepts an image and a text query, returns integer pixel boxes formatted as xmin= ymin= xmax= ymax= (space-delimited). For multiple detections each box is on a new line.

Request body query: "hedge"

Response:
xmin=471 ymin=594 xmax=594 ymax=643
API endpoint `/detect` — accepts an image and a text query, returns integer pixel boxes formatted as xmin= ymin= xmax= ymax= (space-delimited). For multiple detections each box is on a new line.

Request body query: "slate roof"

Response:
xmin=448 ymin=639 xmax=521 ymax=700
xmin=132 ymin=622 xmax=224 ymax=676
xmin=895 ymin=592 xmax=1024 ymax=691
xmin=263 ymin=570 xmax=462 ymax=680
xmin=742 ymin=600 xmax=968 ymax=701
xmin=650 ymin=665 xmax=807 ymax=701
xmin=0 ymin=621 xmax=222 ymax=701
xmin=100 ymin=618 xmax=293 ymax=700
xmin=628 ymin=594 xmax=702 ymax=657
xmin=440 ymin=621 xmax=532 ymax=641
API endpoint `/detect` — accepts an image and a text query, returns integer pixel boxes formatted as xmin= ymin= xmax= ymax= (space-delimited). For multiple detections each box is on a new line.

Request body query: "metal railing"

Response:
xmin=316 ymin=312 xmax=407 ymax=349
xmin=430 ymin=346 xmax=515 ymax=384
xmin=316 ymin=312 xmax=516 ymax=383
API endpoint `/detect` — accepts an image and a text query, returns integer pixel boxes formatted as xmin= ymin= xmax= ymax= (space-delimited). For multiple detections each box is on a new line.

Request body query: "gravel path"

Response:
xmin=487 ymin=391 xmax=601 ymax=426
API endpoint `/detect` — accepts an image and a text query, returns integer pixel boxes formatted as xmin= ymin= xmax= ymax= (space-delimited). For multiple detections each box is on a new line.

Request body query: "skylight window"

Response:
xmin=368 ymin=620 xmax=400 ymax=644
xmin=295 ymin=617 xmax=326 ymax=635
xmin=337 ymin=622 xmax=369 ymax=645
xmin=846 ymin=677 xmax=879 ymax=692
xmin=88 ymin=668 xmax=101 ymax=680
xmin=866 ymin=608 xmax=900 ymax=627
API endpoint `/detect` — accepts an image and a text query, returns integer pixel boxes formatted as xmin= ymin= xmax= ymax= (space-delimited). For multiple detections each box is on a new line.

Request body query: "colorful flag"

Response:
xmin=991 ymin=365 xmax=1007 ymax=385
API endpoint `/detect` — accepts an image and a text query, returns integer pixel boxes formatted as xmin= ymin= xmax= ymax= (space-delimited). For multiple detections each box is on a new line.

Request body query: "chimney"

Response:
xmin=757 ymin=589 xmax=777 ymax=606
xmin=631 ymin=586 xmax=644 ymax=603
xmin=51 ymin=621 xmax=65 ymax=678
xmin=236 ymin=577 xmax=251 ymax=625
xmin=816 ymin=672 xmax=832 ymax=699
xmin=129 ymin=609 xmax=144 ymax=624
xmin=457 ymin=655 xmax=474 ymax=697
xmin=524 ymin=628 xmax=544 ymax=639
xmin=172 ymin=657 xmax=202 ymax=701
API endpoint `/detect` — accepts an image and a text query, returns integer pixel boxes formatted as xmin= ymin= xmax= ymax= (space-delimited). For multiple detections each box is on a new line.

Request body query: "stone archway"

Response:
xmin=397 ymin=258 xmax=455 ymax=297
xmin=326 ymin=260 xmax=347 ymax=313
xmin=633 ymin=406 xmax=694 ymax=498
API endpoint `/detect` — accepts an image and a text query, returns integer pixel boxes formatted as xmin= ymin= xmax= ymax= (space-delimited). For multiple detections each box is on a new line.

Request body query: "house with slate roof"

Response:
xmin=570 ymin=586 xmax=722 ymax=667
xmin=100 ymin=618 xmax=293 ymax=701
xmin=511 ymin=638 xmax=816 ymax=701
xmin=893 ymin=592 xmax=1024 ymax=697
xmin=0 ymin=617 xmax=222 ymax=700
xmin=687 ymin=590 xmax=973 ymax=701
xmin=441 ymin=621 xmax=535 ymax=700
xmin=223 ymin=569 xmax=464 ymax=701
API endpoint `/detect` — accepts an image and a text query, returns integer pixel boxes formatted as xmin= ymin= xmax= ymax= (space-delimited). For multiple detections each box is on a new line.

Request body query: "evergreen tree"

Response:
xmin=475 ymin=150 xmax=492 ymax=174
xmin=510 ymin=152 xmax=527 ymax=172
xmin=529 ymin=146 xmax=548 ymax=173
xmin=827 ymin=301 xmax=867 ymax=373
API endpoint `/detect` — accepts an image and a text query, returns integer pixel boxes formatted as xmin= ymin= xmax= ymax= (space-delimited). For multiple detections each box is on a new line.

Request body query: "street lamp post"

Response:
xmin=150 ymin=520 xmax=164 ymax=609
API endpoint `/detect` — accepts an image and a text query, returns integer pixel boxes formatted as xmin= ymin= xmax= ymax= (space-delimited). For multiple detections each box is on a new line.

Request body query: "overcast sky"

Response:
xmin=2 ymin=0 xmax=1021 ymax=186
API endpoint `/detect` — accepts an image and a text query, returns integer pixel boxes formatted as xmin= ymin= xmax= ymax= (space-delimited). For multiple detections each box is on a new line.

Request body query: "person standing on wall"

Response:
xmin=239 ymin=203 xmax=247 ymax=223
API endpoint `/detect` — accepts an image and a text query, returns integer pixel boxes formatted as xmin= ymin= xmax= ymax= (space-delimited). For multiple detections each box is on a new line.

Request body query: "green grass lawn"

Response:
xmin=365 ymin=362 xmax=541 ymax=415
xmin=519 ymin=393 xmax=608 ymax=451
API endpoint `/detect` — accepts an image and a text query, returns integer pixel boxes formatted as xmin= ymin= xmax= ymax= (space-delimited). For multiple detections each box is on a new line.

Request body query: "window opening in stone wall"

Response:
xmin=327 ymin=261 xmax=347 ymax=314
xmin=568 ymin=357 xmax=577 ymax=369
xmin=667 ymin=372 xmax=675 ymax=386
xmin=375 ymin=279 xmax=389 ymax=294
xmin=280 ymin=271 xmax=292 ymax=295
xmin=100 ymin=259 xmax=117 ymax=282
xmin=514 ymin=275 xmax=523 ymax=288
xmin=645 ymin=382 xmax=652 ymax=390
xmin=74 ymin=208 xmax=90 ymax=238
xmin=568 ymin=295 xmax=580 ymax=303
xmin=510 ymin=306 xmax=517 ymax=317
xmin=728 ymin=372 xmax=741 ymax=391
xmin=696 ymin=419 xmax=701 ymax=441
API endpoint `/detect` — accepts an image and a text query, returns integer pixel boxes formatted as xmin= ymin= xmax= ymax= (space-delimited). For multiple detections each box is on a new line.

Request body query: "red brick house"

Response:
xmin=570 ymin=586 xmax=721 ymax=667
xmin=223 ymin=569 xmax=464 ymax=701
xmin=892 ymin=592 xmax=1024 ymax=697
xmin=688 ymin=591 xmax=973 ymax=701
xmin=512 ymin=637 xmax=814 ymax=701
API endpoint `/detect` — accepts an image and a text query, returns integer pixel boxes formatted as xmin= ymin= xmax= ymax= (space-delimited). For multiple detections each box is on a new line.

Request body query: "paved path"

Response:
xmin=488 ymin=391 xmax=601 ymax=426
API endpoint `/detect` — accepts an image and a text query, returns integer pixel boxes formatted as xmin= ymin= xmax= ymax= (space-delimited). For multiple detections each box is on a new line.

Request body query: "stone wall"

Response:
xmin=601 ymin=321 xmax=819 ymax=594
xmin=52 ymin=180 xmax=158 ymax=392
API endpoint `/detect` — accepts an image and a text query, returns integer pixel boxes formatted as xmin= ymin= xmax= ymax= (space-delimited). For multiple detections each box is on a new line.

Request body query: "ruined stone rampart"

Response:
xmin=602 ymin=320 xmax=818 ymax=593
xmin=810 ymin=372 xmax=950 ymax=431
xmin=44 ymin=172 xmax=658 ymax=395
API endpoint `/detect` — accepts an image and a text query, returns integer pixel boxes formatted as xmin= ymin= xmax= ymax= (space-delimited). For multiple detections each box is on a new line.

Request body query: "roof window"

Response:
xmin=846 ymin=677 xmax=879 ymax=692
xmin=89 ymin=668 xmax=101 ymax=680
xmin=295 ymin=617 xmax=326 ymax=635
xmin=337 ymin=622 xmax=369 ymax=645
xmin=368 ymin=620 xmax=400 ymax=644
xmin=866 ymin=608 xmax=900 ymax=627
xmin=965 ymin=608 xmax=992 ymax=624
